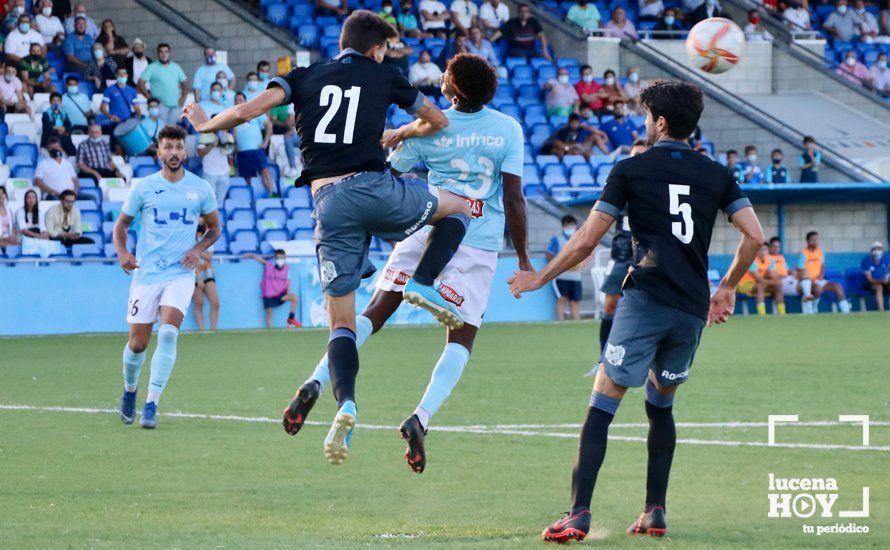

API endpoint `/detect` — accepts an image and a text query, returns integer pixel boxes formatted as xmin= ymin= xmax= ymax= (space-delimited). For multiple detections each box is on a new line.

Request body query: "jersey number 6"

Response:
xmin=669 ymin=184 xmax=693 ymax=244
xmin=315 ymin=85 xmax=361 ymax=144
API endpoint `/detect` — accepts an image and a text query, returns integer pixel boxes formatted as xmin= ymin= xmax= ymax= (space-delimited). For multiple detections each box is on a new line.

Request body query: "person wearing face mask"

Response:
xmin=823 ymin=0 xmax=859 ymax=42
xmin=62 ymin=16 xmax=92 ymax=71
xmin=137 ymin=43 xmax=188 ymax=125
xmin=18 ymin=42 xmax=54 ymax=95
xmin=35 ymin=0 xmax=65 ymax=44
xmin=575 ymin=64 xmax=603 ymax=111
xmin=83 ymin=43 xmax=117 ymax=91
xmin=64 ymin=2 xmax=99 ymax=39
xmin=764 ymin=148 xmax=789 ymax=183
xmin=861 ymin=241 xmax=890 ymax=311
xmin=397 ymin=0 xmax=422 ymax=38
xmin=836 ymin=50 xmax=873 ymax=88
xmin=408 ymin=49 xmax=444 ymax=97
xmin=725 ymin=148 xmax=743 ymax=181
xmin=852 ymin=0 xmax=881 ymax=42
xmin=688 ymin=0 xmax=726 ymax=26
xmin=35 ymin=136 xmax=79 ymax=199
xmin=245 ymin=250 xmax=302 ymax=328
xmin=544 ymin=67 xmax=580 ymax=116
xmin=604 ymin=7 xmax=639 ymax=39
xmin=215 ymin=69 xmax=236 ymax=106
xmin=547 ymin=215 xmax=584 ymax=321
xmin=241 ymin=71 xmax=262 ymax=101
xmin=232 ymin=91 xmax=277 ymax=196
xmin=567 ymin=0 xmax=602 ymax=32
xmin=597 ymin=68 xmax=628 ymax=113
xmin=2 ymin=0 xmax=26 ymax=33
xmin=450 ymin=0 xmax=479 ymax=33
xmin=61 ymin=75 xmax=94 ymax=132
xmin=599 ymin=100 xmax=638 ymax=150
xmin=101 ymin=67 xmax=140 ymax=127
xmin=741 ymin=145 xmax=763 ymax=183
xmin=199 ymin=81 xmax=227 ymax=119
xmin=744 ymin=9 xmax=773 ymax=41
xmin=41 ymin=91 xmax=77 ymax=154
xmin=870 ymin=53 xmax=890 ymax=97
xmin=192 ymin=46 xmax=235 ymax=103
xmin=653 ymin=8 xmax=683 ymax=39
xmin=76 ymin=123 xmax=121 ymax=180
xmin=4 ymin=13 xmax=46 ymax=64
xmin=377 ymin=0 xmax=398 ymax=25
xmin=782 ymin=0 xmax=812 ymax=31
xmin=638 ymin=0 xmax=665 ymax=23
xmin=623 ymin=66 xmax=647 ymax=113
xmin=125 ymin=38 xmax=151 ymax=86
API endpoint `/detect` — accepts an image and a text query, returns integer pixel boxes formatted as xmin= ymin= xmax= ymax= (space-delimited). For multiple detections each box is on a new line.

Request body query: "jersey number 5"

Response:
xmin=669 ymin=184 xmax=693 ymax=244
xmin=315 ymin=85 xmax=361 ymax=144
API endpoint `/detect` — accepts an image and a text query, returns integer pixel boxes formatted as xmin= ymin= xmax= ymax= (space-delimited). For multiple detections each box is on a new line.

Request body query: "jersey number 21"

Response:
xmin=669 ymin=184 xmax=693 ymax=244
xmin=315 ymin=85 xmax=361 ymax=144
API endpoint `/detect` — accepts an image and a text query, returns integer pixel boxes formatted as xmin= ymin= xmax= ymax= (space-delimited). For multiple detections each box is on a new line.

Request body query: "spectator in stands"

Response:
xmin=245 ymin=250 xmax=301 ymax=328
xmin=241 ymin=71 xmax=261 ymax=100
xmin=744 ymin=9 xmax=774 ymax=40
xmin=547 ymin=215 xmax=583 ymax=320
xmin=737 ymin=242 xmax=786 ymax=316
xmin=125 ymin=38 xmax=150 ymax=86
xmin=604 ymin=7 xmax=638 ymax=39
xmin=61 ymin=75 xmax=92 ymax=133
xmin=578 ymin=104 xmax=597 ymax=125
xmin=466 ymin=25 xmax=502 ymax=71
xmin=63 ymin=3 xmax=98 ymax=39
xmin=197 ymin=130 xmax=233 ymax=207
xmin=767 ymin=236 xmax=799 ymax=299
xmin=783 ymin=1 xmax=812 ymax=31
xmin=688 ymin=0 xmax=727 ymax=26
xmin=853 ymin=0 xmax=881 ymax=42
xmin=192 ymin=46 xmax=234 ymax=103
xmin=420 ymin=0 xmax=451 ymax=38
xmin=398 ymin=0 xmax=422 ymax=38
xmin=62 ymin=15 xmax=92 ymax=72
xmin=101 ymin=66 xmax=139 ymax=132
xmin=567 ymin=0 xmax=602 ymax=32
xmin=451 ymin=0 xmax=478 ymax=34
xmin=0 ymin=186 xmax=18 ymax=250
xmin=384 ymin=36 xmax=413 ymax=76
xmin=192 ymin=218 xmax=221 ymax=330
xmin=597 ymin=68 xmax=628 ymax=113
xmin=41 ymin=92 xmax=76 ymax=154
xmin=137 ymin=43 xmax=188 ymax=125
xmin=264 ymin=96 xmax=302 ymax=179
xmin=544 ymin=66 xmax=579 ymax=116
xmin=47 ymin=30 xmax=67 ymax=64
xmin=76 ymin=123 xmax=120 ymax=180
xmin=599 ymin=100 xmax=638 ymax=150
xmin=765 ymin=148 xmax=790 ymax=183
xmin=575 ymin=64 xmax=603 ymax=111
xmin=0 ymin=63 xmax=31 ymax=116
xmin=233 ymin=92 xmax=277 ymax=197
xmin=317 ymin=0 xmax=348 ymax=16
xmin=257 ymin=59 xmax=272 ymax=85
xmin=823 ymin=0 xmax=859 ymax=41
xmin=881 ymin=0 xmax=890 ymax=36
xmin=18 ymin=42 xmax=54 ymax=95
xmin=837 ymin=49 xmax=873 ymax=87
xmin=5 ymin=13 xmax=46 ymax=64
xmin=408 ymin=49 xmax=444 ymax=97
xmin=862 ymin=241 xmax=889 ymax=311
xmin=34 ymin=137 xmax=78 ymax=198
xmin=741 ymin=145 xmax=764 ymax=183
xmin=796 ymin=230 xmax=852 ymax=314
xmin=15 ymin=189 xmax=48 ymax=239
xmin=480 ymin=0 xmax=510 ymax=39
xmin=35 ymin=1 xmax=65 ymax=44
xmin=653 ymin=8 xmax=684 ymax=39
xmin=378 ymin=0 xmax=398 ymax=26
xmin=96 ymin=18 xmax=128 ymax=67
xmin=725 ymin=148 xmax=744 ymax=181
xmin=82 ymin=43 xmax=117 ymax=91
xmin=46 ymin=189 xmax=94 ymax=247
xmin=216 ymin=69 xmax=235 ymax=106
xmin=548 ymin=112 xmax=609 ymax=159
xmin=139 ymin=97 xmax=162 ymax=154
xmin=639 ymin=0 xmax=665 ymax=23
xmin=436 ymin=30 xmax=468 ymax=69
xmin=623 ymin=66 xmax=646 ymax=113
xmin=2 ymin=0 xmax=26 ymax=33
xmin=200 ymin=81 xmax=227 ymax=119
xmin=871 ymin=53 xmax=889 ymax=96
xmin=799 ymin=135 xmax=821 ymax=182
xmin=500 ymin=4 xmax=552 ymax=61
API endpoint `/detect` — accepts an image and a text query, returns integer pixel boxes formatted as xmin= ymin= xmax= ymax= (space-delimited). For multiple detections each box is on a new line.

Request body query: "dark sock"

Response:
xmin=413 ymin=213 xmax=469 ymax=285
xmin=327 ymin=328 xmax=358 ymax=408
xmin=571 ymin=394 xmax=620 ymax=513
xmin=288 ymin=312 xmax=295 ymax=320
xmin=599 ymin=314 xmax=613 ymax=352
xmin=645 ymin=400 xmax=676 ymax=511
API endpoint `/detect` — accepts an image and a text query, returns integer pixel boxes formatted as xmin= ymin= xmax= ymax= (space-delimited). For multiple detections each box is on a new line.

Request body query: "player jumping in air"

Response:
xmin=509 ymin=81 xmax=765 ymax=542
xmin=183 ymin=11 xmax=473 ymax=465
xmin=283 ymin=53 xmax=531 ymax=473
xmin=114 ymin=125 xmax=221 ymax=429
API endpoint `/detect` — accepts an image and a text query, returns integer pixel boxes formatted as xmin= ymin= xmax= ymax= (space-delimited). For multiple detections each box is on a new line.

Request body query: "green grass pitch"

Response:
xmin=1 ymin=314 xmax=887 ymax=548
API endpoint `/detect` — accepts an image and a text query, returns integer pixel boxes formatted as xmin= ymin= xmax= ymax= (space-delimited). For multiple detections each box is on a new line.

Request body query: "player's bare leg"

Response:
xmin=556 ymin=296 xmax=567 ymax=321
xmin=569 ymin=299 xmax=581 ymax=320
xmin=192 ymin=285 xmax=205 ymax=331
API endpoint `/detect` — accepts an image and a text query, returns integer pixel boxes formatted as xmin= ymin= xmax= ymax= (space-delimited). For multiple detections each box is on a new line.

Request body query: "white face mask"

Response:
xmin=605 ymin=76 xmax=615 ymax=86
xmin=557 ymin=74 xmax=569 ymax=84
xmin=628 ymin=72 xmax=639 ymax=83
xmin=879 ymin=60 xmax=888 ymax=69
xmin=582 ymin=73 xmax=593 ymax=83
xmin=747 ymin=154 xmax=757 ymax=163
xmin=383 ymin=5 xmax=392 ymax=12
xmin=275 ymin=258 xmax=286 ymax=268
xmin=564 ymin=227 xmax=576 ymax=236
xmin=845 ymin=56 xmax=856 ymax=66
xmin=872 ymin=250 xmax=883 ymax=261
xmin=42 ymin=7 xmax=52 ymax=16
xmin=837 ymin=4 xmax=847 ymax=13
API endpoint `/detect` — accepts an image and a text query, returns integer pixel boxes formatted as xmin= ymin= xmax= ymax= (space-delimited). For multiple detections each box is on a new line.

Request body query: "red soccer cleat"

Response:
xmin=627 ymin=506 xmax=667 ymax=537
xmin=287 ymin=318 xmax=302 ymax=328
xmin=542 ymin=509 xmax=590 ymax=543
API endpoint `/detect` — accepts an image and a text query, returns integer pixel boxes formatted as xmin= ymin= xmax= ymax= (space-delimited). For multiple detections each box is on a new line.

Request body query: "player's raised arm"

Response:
xmin=708 ymin=206 xmax=764 ymax=326
xmin=182 ymin=88 xmax=287 ymax=133
xmin=380 ymin=96 xmax=448 ymax=148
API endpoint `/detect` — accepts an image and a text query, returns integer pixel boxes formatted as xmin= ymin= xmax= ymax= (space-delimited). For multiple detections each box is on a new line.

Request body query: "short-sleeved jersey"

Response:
xmin=861 ymin=254 xmax=889 ymax=281
xmin=595 ymin=140 xmax=751 ymax=320
xmin=387 ymin=107 xmax=524 ymax=251
xmin=122 ymin=170 xmax=217 ymax=285
xmin=797 ymin=246 xmax=824 ymax=279
xmin=269 ymin=49 xmax=426 ymax=186
xmin=769 ymin=253 xmax=789 ymax=277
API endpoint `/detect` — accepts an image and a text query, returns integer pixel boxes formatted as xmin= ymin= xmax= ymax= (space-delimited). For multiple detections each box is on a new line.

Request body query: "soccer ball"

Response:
xmin=685 ymin=18 xmax=746 ymax=74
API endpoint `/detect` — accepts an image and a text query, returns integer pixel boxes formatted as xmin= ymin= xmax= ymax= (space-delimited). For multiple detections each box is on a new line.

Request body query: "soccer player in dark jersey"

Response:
xmin=509 ymin=81 xmax=764 ymax=543
xmin=183 ymin=11 xmax=474 ymax=465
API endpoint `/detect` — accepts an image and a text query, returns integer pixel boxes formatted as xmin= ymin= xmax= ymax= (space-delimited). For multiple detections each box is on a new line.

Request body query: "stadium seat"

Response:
xmin=255 ymin=197 xmax=283 ymax=216
xmin=229 ymin=207 xmax=257 ymax=224
xmin=249 ymin=177 xmax=273 ymax=200
xmin=71 ymin=243 xmax=103 ymax=258
xmin=226 ymin=185 xmax=254 ymax=204
xmin=569 ymin=164 xmax=594 ymax=185
xmin=103 ymin=221 xmax=115 ymax=242
xmin=563 ymin=155 xmax=587 ymax=169
xmin=134 ymin=165 xmax=157 ymax=178
xmin=230 ymin=229 xmax=261 ymax=254
xmin=542 ymin=174 xmax=568 ymax=187
xmin=536 ymin=154 xmax=559 ymax=167
xmin=80 ymin=210 xmax=103 ymax=233
xmin=289 ymin=207 xmax=314 ymax=229
xmin=266 ymin=2 xmax=289 ymax=26
xmin=262 ymin=228 xmax=289 ymax=243
xmin=261 ymin=207 xmax=289 ymax=226
xmin=226 ymin=218 xmax=255 ymax=234
xmin=12 ymin=166 xmax=35 ymax=180
xmin=542 ymin=163 xmax=566 ymax=178
xmin=298 ymin=24 xmax=319 ymax=48
xmin=537 ymin=64 xmax=557 ymax=81
xmin=522 ymin=183 xmax=548 ymax=198
xmin=9 ymin=143 xmax=37 ymax=164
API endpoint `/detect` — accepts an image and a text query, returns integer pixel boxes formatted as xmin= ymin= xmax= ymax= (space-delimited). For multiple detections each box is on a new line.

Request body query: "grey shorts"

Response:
xmin=601 ymin=287 xmax=705 ymax=388
xmin=313 ymin=171 xmax=439 ymax=297
xmin=601 ymin=261 xmax=631 ymax=296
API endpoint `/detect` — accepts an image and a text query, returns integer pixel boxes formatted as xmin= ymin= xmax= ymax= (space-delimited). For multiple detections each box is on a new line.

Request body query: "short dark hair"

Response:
xmin=580 ymin=64 xmax=592 ymax=72
xmin=744 ymin=145 xmax=757 ymax=154
xmin=603 ymin=69 xmax=615 ymax=78
xmin=50 ymin=92 xmax=62 ymax=101
xmin=517 ymin=2 xmax=529 ymax=9
xmin=247 ymin=71 xmax=258 ymax=78
xmin=148 ymin=96 xmax=160 ymax=105
xmin=727 ymin=149 xmax=738 ymax=156
xmin=639 ymin=80 xmax=703 ymax=139
xmin=158 ymin=125 xmax=186 ymax=143
xmin=446 ymin=53 xmax=497 ymax=108
xmin=806 ymin=230 xmax=819 ymax=240
xmin=235 ymin=92 xmax=246 ymax=101
xmin=59 ymin=189 xmax=76 ymax=200
xmin=157 ymin=43 xmax=171 ymax=50
xmin=340 ymin=10 xmax=398 ymax=53
xmin=771 ymin=148 xmax=782 ymax=156
xmin=65 ymin=75 xmax=79 ymax=84
xmin=769 ymin=236 xmax=781 ymax=244
xmin=568 ymin=113 xmax=580 ymax=121
xmin=275 ymin=249 xmax=286 ymax=255
xmin=561 ymin=215 xmax=578 ymax=225
xmin=257 ymin=60 xmax=270 ymax=70
xmin=803 ymin=135 xmax=815 ymax=144
xmin=47 ymin=136 xmax=61 ymax=146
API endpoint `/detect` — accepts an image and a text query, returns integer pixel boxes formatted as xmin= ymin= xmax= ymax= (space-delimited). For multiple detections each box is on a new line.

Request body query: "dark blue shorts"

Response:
xmin=601 ymin=261 xmax=631 ymax=296
xmin=263 ymin=294 xmax=286 ymax=308
xmin=555 ymin=279 xmax=582 ymax=302
xmin=236 ymin=149 xmax=270 ymax=178
xmin=602 ymin=287 xmax=705 ymax=388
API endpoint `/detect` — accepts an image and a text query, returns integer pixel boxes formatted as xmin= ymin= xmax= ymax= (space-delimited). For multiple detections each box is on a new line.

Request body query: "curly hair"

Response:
xmin=445 ymin=53 xmax=498 ymax=109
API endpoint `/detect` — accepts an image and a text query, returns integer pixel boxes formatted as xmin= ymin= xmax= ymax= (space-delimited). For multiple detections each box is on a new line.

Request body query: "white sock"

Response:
xmin=413 ymin=406 xmax=431 ymax=431
xmin=146 ymin=390 xmax=161 ymax=404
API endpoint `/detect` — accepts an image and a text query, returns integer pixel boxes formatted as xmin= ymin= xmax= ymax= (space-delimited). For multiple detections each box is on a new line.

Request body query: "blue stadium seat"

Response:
xmin=569 ymin=164 xmax=594 ymax=185
xmin=255 ymin=197 xmax=282 ymax=216
xmin=225 ymin=218 xmax=255 ymax=234
xmin=505 ymin=57 xmax=528 ymax=71
xmin=323 ymin=24 xmax=341 ymax=37
xmin=542 ymin=163 xmax=566 ymax=177
xmin=596 ymin=163 xmax=614 ymax=184
xmin=550 ymin=115 xmax=568 ymax=128
xmin=522 ymin=183 xmax=548 ymax=198
xmin=5 ymin=135 xmax=30 ymax=149
xmin=291 ymin=227 xmax=314 ymax=241
xmin=103 ymin=221 xmax=115 ymax=243
xmin=563 ymin=155 xmax=587 ymax=169
xmin=542 ymin=174 xmax=568 ymax=188
xmin=266 ymin=2 xmax=290 ymax=26
xmin=9 ymin=143 xmax=37 ymax=164
xmin=524 ymin=113 xmax=548 ymax=127
xmin=224 ymin=198 xmax=252 ymax=213
xmin=78 ymin=187 xmax=102 ymax=205
xmin=262 ymin=228 xmax=289 ymax=242
xmin=537 ymin=64 xmax=557 ymax=81
xmin=529 ymin=131 xmax=549 ymax=150
xmin=518 ymin=84 xmax=540 ymax=100
xmin=557 ymin=57 xmax=579 ymax=68
xmin=215 ymin=230 xmax=230 ymax=253
xmin=79 ymin=177 xmax=97 ymax=188
xmin=226 ymin=185 xmax=254 ymax=204
xmin=12 ymin=166 xmax=35 ymax=179
xmin=4 ymin=245 xmax=21 ymax=258
xmin=80 ymin=210 xmax=103 ymax=233
xmin=298 ymin=24 xmax=319 ymax=48
xmin=261 ymin=207 xmax=289 ymax=226
xmin=523 ymin=164 xmax=541 ymax=185
xmin=230 ymin=229 xmax=261 ymax=254
xmin=512 ymin=65 xmax=534 ymax=81
xmin=72 ymin=242 xmax=103 ymax=258
xmin=134 ymin=165 xmax=157 ymax=178
xmin=6 ymin=156 xmax=34 ymax=175
xmin=229 ymin=207 xmax=257 ymax=224
xmin=523 ymin=104 xmax=547 ymax=119
xmin=285 ymin=185 xmax=312 ymax=206
xmin=536 ymin=154 xmax=559 ymax=166
xmin=284 ymin=195 xmax=311 ymax=210
xmin=500 ymin=104 xmax=522 ymax=122
xmin=294 ymin=4 xmax=314 ymax=19
xmin=289 ymin=207 xmax=314 ymax=229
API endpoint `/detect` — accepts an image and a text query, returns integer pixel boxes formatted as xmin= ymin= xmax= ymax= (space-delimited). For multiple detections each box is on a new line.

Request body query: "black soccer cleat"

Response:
xmin=282 ymin=380 xmax=320 ymax=435
xmin=542 ymin=509 xmax=590 ymax=543
xmin=627 ymin=505 xmax=667 ymax=537
xmin=399 ymin=414 xmax=427 ymax=474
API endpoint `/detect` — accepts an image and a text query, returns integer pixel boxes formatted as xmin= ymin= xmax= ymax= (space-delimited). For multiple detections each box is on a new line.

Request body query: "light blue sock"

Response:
xmin=415 ymin=343 xmax=471 ymax=429
xmin=309 ymin=315 xmax=373 ymax=393
xmin=146 ymin=324 xmax=179 ymax=404
xmin=122 ymin=344 xmax=146 ymax=392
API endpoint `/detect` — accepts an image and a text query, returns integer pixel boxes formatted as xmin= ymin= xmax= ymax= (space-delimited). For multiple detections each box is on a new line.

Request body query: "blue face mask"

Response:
xmin=148 ymin=107 xmax=160 ymax=117
xmin=664 ymin=15 xmax=675 ymax=25
xmin=206 ymin=55 xmax=216 ymax=65
xmin=18 ymin=22 xmax=30 ymax=33
xmin=247 ymin=80 xmax=259 ymax=91
xmin=210 ymin=90 xmax=221 ymax=101
xmin=259 ymin=71 xmax=269 ymax=81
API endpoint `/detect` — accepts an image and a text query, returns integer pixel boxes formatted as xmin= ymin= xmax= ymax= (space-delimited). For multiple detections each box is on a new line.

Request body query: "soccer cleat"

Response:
xmin=287 ymin=318 xmax=302 ymax=328
xmin=627 ymin=506 xmax=667 ymax=537
xmin=120 ymin=388 xmax=138 ymax=424
xmin=399 ymin=414 xmax=427 ymax=474
xmin=402 ymin=279 xmax=464 ymax=329
xmin=324 ymin=400 xmax=356 ymax=465
xmin=140 ymin=401 xmax=158 ymax=429
xmin=282 ymin=380 xmax=320 ymax=435
xmin=542 ymin=509 xmax=590 ymax=543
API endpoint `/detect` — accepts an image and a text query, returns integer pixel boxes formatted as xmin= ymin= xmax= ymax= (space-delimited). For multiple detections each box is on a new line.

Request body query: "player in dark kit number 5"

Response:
xmin=183 ymin=11 xmax=474 ymax=466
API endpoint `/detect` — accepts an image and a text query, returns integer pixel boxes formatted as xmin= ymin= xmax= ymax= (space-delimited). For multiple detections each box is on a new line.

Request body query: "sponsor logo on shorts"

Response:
xmin=605 ymin=343 xmax=625 ymax=366
xmin=320 ymin=259 xmax=338 ymax=284
xmin=405 ymin=201 xmax=434 ymax=236
xmin=466 ymin=198 xmax=485 ymax=219
xmin=661 ymin=369 xmax=688 ymax=381
xmin=438 ymin=283 xmax=465 ymax=307
xmin=385 ymin=268 xmax=410 ymax=285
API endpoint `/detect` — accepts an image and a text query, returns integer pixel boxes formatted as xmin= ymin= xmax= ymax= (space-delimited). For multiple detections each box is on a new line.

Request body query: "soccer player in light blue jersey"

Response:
xmin=113 ymin=125 xmax=221 ymax=429
xmin=282 ymin=54 xmax=532 ymax=473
